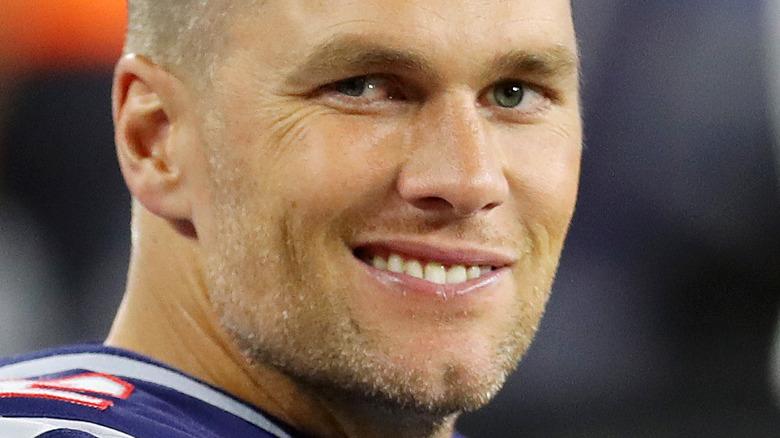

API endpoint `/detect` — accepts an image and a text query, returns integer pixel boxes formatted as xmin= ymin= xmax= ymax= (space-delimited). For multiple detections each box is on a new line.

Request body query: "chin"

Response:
xmin=350 ymin=359 xmax=513 ymax=418
xmin=275 ymin=334 xmax=524 ymax=418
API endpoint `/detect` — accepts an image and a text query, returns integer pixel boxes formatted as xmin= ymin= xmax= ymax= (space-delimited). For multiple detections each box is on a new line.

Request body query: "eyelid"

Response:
xmin=480 ymin=80 xmax=552 ymax=121
xmin=313 ymin=73 xmax=419 ymax=113
xmin=312 ymin=74 xmax=555 ymax=120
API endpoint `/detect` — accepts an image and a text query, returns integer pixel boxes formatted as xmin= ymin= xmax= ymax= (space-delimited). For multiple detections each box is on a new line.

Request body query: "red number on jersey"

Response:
xmin=0 ymin=373 xmax=134 ymax=410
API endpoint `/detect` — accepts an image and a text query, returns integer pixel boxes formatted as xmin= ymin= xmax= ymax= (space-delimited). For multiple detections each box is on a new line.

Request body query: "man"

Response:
xmin=0 ymin=0 xmax=581 ymax=436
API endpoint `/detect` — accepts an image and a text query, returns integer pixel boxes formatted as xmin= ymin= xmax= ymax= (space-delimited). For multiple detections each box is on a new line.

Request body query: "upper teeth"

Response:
xmin=371 ymin=253 xmax=492 ymax=284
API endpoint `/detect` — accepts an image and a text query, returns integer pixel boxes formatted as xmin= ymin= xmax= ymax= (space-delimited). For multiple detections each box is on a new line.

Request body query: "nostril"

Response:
xmin=409 ymin=197 xmax=454 ymax=212
xmin=407 ymin=196 xmax=502 ymax=218
xmin=483 ymin=201 xmax=501 ymax=211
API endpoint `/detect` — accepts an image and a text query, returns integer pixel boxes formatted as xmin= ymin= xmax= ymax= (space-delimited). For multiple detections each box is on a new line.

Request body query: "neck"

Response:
xmin=105 ymin=206 xmax=459 ymax=438
xmin=308 ymin=394 xmax=459 ymax=438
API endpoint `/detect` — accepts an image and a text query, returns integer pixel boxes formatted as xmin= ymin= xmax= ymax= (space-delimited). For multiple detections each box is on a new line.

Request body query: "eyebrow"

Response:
xmin=285 ymin=34 xmax=579 ymax=86
xmin=486 ymin=44 xmax=580 ymax=80
xmin=285 ymin=35 xmax=434 ymax=86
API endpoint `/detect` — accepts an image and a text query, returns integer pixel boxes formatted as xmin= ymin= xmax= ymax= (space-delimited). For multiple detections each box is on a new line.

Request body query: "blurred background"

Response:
xmin=0 ymin=1 xmax=779 ymax=437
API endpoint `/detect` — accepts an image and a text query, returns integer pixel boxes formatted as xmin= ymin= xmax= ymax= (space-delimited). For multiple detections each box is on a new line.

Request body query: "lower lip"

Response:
xmin=359 ymin=260 xmax=509 ymax=300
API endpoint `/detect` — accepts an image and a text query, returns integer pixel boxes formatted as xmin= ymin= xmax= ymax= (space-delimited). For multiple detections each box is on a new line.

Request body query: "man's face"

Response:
xmin=189 ymin=0 xmax=581 ymax=414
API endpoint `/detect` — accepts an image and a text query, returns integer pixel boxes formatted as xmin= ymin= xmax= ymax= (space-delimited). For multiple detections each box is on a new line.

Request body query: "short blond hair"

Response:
xmin=124 ymin=0 xmax=255 ymax=81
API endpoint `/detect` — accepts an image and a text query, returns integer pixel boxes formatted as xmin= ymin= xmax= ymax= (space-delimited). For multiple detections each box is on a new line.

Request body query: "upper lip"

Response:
xmin=351 ymin=238 xmax=517 ymax=268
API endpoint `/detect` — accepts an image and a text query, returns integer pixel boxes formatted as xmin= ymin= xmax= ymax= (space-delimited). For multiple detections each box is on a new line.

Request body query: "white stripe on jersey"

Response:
xmin=0 ymin=353 xmax=292 ymax=438
xmin=0 ymin=416 xmax=136 ymax=438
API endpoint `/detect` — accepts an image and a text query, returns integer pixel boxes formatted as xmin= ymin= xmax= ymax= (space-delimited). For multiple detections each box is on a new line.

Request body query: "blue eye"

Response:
xmin=491 ymin=80 xmax=526 ymax=108
xmin=336 ymin=77 xmax=370 ymax=97
xmin=329 ymin=75 xmax=406 ymax=102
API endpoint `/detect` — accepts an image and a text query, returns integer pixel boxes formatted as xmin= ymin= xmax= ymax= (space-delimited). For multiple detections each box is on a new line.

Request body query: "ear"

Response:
xmin=113 ymin=54 xmax=196 ymax=237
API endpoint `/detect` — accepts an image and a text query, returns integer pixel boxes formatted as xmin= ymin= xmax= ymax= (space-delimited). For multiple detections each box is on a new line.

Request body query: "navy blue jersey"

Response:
xmin=0 ymin=344 xmax=308 ymax=437
xmin=0 ymin=345 xmax=468 ymax=438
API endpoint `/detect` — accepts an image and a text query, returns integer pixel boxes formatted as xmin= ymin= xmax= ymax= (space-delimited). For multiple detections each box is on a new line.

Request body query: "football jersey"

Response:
xmin=0 ymin=345 xmax=468 ymax=438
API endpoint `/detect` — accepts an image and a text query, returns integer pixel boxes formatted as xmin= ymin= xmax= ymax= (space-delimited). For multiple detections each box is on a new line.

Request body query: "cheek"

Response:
xmin=280 ymin=116 xmax=404 ymax=209
xmin=499 ymin=124 xmax=581 ymax=277
xmin=504 ymin=125 xmax=581 ymax=228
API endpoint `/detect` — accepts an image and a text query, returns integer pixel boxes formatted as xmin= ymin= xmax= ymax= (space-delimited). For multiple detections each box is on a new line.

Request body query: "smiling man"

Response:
xmin=0 ymin=0 xmax=581 ymax=437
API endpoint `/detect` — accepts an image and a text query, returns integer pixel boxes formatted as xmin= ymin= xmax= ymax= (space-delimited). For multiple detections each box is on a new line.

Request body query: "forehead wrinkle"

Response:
xmin=285 ymin=34 xmax=438 ymax=85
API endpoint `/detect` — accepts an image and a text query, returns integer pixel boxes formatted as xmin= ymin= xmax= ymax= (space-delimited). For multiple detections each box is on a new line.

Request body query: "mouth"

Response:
xmin=352 ymin=243 xmax=513 ymax=286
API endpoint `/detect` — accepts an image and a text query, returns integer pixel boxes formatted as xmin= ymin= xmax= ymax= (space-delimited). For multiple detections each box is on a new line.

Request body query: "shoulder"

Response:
xmin=0 ymin=345 xmax=299 ymax=438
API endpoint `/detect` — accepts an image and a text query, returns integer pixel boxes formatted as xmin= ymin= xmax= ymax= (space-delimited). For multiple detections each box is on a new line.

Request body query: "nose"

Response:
xmin=397 ymin=96 xmax=509 ymax=218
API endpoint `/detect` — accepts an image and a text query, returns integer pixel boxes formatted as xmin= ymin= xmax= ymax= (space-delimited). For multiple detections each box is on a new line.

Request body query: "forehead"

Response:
xmin=225 ymin=0 xmax=577 ymax=77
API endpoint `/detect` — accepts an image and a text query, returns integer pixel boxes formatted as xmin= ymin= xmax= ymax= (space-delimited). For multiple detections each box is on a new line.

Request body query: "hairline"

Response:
xmin=123 ymin=1 xmax=263 ymax=85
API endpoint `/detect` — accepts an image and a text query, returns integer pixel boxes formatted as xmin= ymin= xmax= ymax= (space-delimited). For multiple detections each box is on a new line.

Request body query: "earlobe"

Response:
xmin=113 ymin=54 xmax=195 ymax=233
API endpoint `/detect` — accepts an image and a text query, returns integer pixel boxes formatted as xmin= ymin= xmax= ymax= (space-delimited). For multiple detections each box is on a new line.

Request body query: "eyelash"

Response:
xmin=315 ymin=75 xmax=409 ymax=110
xmin=480 ymin=81 xmax=552 ymax=120
xmin=316 ymin=74 xmax=551 ymax=120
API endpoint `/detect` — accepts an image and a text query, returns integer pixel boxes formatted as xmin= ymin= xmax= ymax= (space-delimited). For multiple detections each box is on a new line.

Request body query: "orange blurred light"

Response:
xmin=0 ymin=0 xmax=126 ymax=69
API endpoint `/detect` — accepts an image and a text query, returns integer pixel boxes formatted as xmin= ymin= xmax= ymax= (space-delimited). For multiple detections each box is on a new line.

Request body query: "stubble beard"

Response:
xmin=204 ymin=200 xmax=552 ymax=418
xmin=217 ymin=276 xmax=537 ymax=418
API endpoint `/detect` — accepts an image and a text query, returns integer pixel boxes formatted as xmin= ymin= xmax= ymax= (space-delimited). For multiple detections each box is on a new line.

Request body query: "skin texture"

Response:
xmin=107 ymin=0 xmax=581 ymax=437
